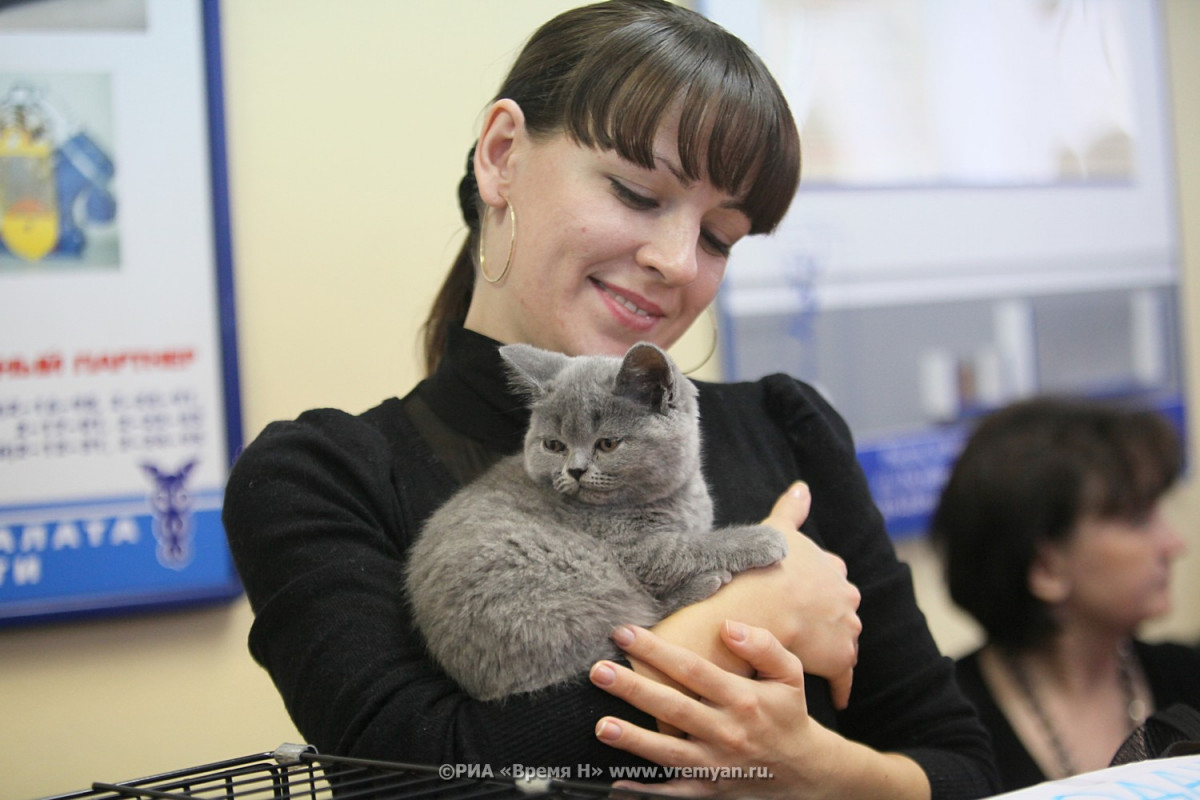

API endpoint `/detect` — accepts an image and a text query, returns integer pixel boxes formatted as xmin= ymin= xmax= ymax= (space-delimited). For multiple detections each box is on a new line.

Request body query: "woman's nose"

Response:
xmin=1163 ymin=520 xmax=1187 ymax=558
xmin=638 ymin=216 xmax=699 ymax=286
xmin=1152 ymin=509 xmax=1187 ymax=558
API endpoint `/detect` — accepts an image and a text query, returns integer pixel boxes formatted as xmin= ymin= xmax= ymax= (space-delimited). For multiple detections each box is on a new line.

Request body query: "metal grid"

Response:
xmin=42 ymin=744 xmax=656 ymax=800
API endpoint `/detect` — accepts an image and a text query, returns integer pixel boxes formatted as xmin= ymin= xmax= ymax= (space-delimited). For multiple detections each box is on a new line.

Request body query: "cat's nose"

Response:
xmin=567 ymin=467 xmax=586 ymax=482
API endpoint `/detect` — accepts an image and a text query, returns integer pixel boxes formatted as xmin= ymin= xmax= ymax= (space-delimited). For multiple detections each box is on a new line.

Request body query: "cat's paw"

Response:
xmin=662 ymin=573 xmax=726 ymax=611
xmin=698 ymin=572 xmax=727 ymax=596
xmin=742 ymin=525 xmax=788 ymax=567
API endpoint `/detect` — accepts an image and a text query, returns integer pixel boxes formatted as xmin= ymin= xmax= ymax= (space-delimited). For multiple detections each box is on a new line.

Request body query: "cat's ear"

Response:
xmin=500 ymin=344 xmax=570 ymax=399
xmin=614 ymin=343 xmax=676 ymax=414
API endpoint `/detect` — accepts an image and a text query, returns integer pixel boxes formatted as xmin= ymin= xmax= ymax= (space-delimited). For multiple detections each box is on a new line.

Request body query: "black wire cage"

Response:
xmin=40 ymin=744 xmax=663 ymax=800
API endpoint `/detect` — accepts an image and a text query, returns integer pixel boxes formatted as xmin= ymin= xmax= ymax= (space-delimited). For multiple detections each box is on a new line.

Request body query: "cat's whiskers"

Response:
xmin=586 ymin=473 xmax=618 ymax=491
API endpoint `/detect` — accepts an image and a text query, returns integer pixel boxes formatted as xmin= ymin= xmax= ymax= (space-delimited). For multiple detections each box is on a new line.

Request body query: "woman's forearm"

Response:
xmin=647 ymin=521 xmax=862 ymax=707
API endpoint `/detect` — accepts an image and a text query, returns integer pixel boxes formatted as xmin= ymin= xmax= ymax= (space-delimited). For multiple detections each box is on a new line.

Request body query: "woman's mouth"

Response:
xmin=590 ymin=279 xmax=663 ymax=326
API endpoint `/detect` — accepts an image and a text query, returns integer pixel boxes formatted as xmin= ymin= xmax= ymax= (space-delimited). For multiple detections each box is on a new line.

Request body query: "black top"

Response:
xmin=223 ymin=325 xmax=999 ymax=798
xmin=955 ymin=641 xmax=1200 ymax=793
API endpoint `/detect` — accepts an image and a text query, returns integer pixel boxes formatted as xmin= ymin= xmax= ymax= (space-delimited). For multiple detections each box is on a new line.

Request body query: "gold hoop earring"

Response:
xmin=479 ymin=199 xmax=516 ymax=284
xmin=682 ymin=305 xmax=719 ymax=376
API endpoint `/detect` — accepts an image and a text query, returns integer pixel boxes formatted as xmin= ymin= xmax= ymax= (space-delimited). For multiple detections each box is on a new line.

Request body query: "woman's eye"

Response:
xmin=1127 ymin=510 xmax=1154 ymax=529
xmin=595 ymin=437 xmax=622 ymax=453
xmin=610 ymin=179 xmax=657 ymax=210
xmin=700 ymin=230 xmax=732 ymax=258
xmin=543 ymin=439 xmax=566 ymax=453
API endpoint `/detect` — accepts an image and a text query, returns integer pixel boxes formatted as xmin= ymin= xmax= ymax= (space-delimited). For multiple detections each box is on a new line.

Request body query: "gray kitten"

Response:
xmin=405 ymin=342 xmax=787 ymax=701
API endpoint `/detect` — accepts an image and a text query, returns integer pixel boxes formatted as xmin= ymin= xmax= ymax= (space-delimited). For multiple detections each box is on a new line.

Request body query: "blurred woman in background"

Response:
xmin=932 ymin=396 xmax=1200 ymax=792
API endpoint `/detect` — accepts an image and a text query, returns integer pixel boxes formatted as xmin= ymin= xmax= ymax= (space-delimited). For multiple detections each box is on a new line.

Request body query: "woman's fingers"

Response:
xmin=610 ymin=779 xmax=712 ymax=798
xmin=592 ymin=624 xmax=821 ymax=799
xmin=764 ymin=527 xmax=861 ymax=708
xmin=594 ymin=624 xmax=814 ymax=737
xmin=763 ymin=481 xmax=811 ymax=535
xmin=594 ymin=712 xmax=696 ymax=765
xmin=718 ymin=620 xmax=805 ymax=684
xmin=590 ymin=660 xmax=713 ymax=761
xmin=827 ymin=669 xmax=854 ymax=710
xmin=607 ymin=625 xmax=748 ymax=708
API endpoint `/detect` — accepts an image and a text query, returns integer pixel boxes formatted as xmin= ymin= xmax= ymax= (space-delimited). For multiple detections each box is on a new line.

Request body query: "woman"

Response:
xmin=932 ymin=396 xmax=1199 ymax=793
xmin=223 ymin=2 xmax=997 ymax=797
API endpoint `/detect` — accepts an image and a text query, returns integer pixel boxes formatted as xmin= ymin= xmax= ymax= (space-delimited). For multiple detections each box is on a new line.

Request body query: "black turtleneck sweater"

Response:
xmin=223 ymin=325 xmax=998 ymax=798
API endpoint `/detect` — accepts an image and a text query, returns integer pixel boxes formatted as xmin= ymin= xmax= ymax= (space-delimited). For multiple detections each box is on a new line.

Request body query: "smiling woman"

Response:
xmin=461 ymin=124 xmax=747 ymax=357
xmin=221 ymin=2 xmax=998 ymax=798
xmin=427 ymin=0 xmax=800 ymax=373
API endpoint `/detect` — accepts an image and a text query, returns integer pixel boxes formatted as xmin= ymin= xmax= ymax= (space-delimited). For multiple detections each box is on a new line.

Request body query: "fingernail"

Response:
xmin=595 ymin=719 xmax=621 ymax=742
xmin=590 ymin=662 xmax=616 ymax=687
xmin=791 ymin=481 xmax=809 ymax=497
xmin=726 ymin=620 xmax=748 ymax=642
xmin=611 ymin=625 xmax=635 ymax=647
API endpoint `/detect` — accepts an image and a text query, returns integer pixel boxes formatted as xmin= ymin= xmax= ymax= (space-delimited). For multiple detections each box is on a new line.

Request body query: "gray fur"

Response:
xmin=405 ymin=342 xmax=787 ymax=701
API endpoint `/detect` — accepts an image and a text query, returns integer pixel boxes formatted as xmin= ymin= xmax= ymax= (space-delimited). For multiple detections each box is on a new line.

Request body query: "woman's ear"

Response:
xmin=1029 ymin=541 xmax=1071 ymax=605
xmin=474 ymin=99 xmax=526 ymax=210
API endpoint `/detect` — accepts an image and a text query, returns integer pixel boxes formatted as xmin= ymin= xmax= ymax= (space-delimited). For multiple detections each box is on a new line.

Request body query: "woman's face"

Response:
xmin=464 ymin=124 xmax=752 ymax=358
xmin=1052 ymin=504 xmax=1186 ymax=632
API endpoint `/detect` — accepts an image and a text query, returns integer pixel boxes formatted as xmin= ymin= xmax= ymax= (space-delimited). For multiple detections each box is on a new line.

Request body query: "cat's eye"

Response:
xmin=543 ymin=439 xmax=566 ymax=454
xmin=595 ymin=437 xmax=622 ymax=453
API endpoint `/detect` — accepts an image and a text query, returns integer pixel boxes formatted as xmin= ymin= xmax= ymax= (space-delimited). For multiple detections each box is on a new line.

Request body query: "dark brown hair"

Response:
xmin=422 ymin=0 xmax=801 ymax=374
xmin=930 ymin=396 xmax=1183 ymax=650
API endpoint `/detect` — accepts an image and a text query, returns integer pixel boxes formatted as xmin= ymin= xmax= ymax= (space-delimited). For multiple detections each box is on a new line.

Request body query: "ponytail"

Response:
xmin=422 ymin=145 xmax=482 ymax=374
xmin=422 ymin=238 xmax=476 ymax=376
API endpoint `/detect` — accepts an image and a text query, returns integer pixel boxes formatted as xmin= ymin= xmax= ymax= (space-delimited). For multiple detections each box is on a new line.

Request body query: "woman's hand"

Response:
xmin=648 ymin=482 xmax=861 ymax=708
xmin=589 ymin=623 xmax=929 ymax=800
xmin=759 ymin=482 xmax=862 ymax=707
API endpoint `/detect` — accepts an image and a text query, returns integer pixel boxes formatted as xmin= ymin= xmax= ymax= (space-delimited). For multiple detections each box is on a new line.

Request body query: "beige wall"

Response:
xmin=1 ymin=2 xmax=1197 ymax=797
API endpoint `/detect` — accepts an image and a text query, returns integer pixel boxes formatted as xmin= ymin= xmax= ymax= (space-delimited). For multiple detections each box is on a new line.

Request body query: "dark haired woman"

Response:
xmin=932 ymin=396 xmax=1199 ymax=792
xmin=224 ymin=2 xmax=997 ymax=797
